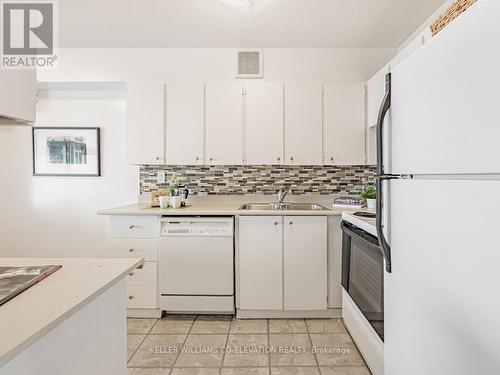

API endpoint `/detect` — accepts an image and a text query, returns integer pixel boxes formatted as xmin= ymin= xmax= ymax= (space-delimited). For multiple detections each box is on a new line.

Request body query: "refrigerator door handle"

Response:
xmin=376 ymin=73 xmax=394 ymax=273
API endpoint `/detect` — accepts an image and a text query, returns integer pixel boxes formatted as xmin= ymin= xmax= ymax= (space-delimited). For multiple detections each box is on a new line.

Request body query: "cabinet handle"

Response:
xmin=128 ymin=225 xmax=136 ymax=229
xmin=156 ymin=156 xmax=162 ymax=161
xmin=209 ymin=157 xmax=213 ymax=162
xmin=273 ymin=221 xmax=279 ymax=225
xmin=129 ymin=248 xmax=135 ymax=253
xmin=330 ymin=156 xmax=334 ymax=162
xmin=290 ymin=156 xmax=294 ymax=161
xmin=289 ymin=221 xmax=293 ymax=225
xmin=129 ymin=272 xmax=134 ymax=276
xmin=277 ymin=157 xmax=281 ymax=162
xmin=128 ymin=295 xmax=134 ymax=300
xmin=195 ymin=156 xmax=200 ymax=161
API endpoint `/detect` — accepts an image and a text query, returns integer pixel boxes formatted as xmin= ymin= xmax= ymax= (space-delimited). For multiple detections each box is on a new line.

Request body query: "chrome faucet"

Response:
xmin=277 ymin=188 xmax=291 ymax=203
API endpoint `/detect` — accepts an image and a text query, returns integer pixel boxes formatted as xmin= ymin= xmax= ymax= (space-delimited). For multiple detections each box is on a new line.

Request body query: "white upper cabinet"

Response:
xmin=284 ymin=82 xmax=323 ymax=165
xmin=323 ymin=82 xmax=366 ymax=165
xmin=127 ymin=81 xmax=165 ymax=165
xmin=0 ymin=69 xmax=37 ymax=125
xmin=125 ymin=79 xmax=372 ymax=166
xmin=165 ymin=82 xmax=204 ymax=165
xmin=366 ymin=65 xmax=390 ymax=129
xmin=205 ymin=82 xmax=243 ymax=165
xmin=244 ymin=81 xmax=283 ymax=165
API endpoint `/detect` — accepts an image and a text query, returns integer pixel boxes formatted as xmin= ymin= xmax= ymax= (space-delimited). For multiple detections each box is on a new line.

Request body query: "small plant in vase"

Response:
xmin=361 ymin=186 xmax=377 ymax=210
xmin=169 ymin=173 xmax=183 ymax=208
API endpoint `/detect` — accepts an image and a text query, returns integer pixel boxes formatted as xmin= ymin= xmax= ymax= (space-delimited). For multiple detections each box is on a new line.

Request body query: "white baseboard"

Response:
xmin=127 ymin=308 xmax=162 ymax=319
xmin=236 ymin=308 xmax=341 ymax=319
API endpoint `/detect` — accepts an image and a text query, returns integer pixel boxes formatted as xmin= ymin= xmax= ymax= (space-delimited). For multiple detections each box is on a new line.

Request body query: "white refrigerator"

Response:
xmin=376 ymin=1 xmax=500 ymax=374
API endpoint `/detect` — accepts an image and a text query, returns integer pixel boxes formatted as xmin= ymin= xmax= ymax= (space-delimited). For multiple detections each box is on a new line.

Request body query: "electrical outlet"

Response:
xmin=157 ymin=171 xmax=166 ymax=184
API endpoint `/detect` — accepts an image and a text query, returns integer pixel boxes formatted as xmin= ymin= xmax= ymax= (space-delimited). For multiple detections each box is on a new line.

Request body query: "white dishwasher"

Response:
xmin=158 ymin=216 xmax=234 ymax=314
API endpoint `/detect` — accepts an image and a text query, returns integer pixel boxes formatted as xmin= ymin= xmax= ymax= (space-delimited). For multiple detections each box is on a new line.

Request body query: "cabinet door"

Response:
xmin=0 ymin=69 xmax=37 ymax=124
xmin=238 ymin=216 xmax=283 ymax=310
xmin=127 ymin=81 xmax=165 ymax=165
xmin=284 ymin=216 xmax=327 ymax=310
xmin=284 ymin=82 xmax=323 ymax=165
xmin=206 ymin=82 xmax=243 ymax=165
xmin=244 ymin=82 xmax=283 ymax=165
xmin=165 ymin=82 xmax=204 ymax=165
xmin=324 ymin=82 xmax=366 ymax=165
xmin=366 ymin=65 xmax=390 ymax=129
xmin=327 ymin=216 xmax=342 ymax=308
xmin=366 ymin=65 xmax=390 ymax=165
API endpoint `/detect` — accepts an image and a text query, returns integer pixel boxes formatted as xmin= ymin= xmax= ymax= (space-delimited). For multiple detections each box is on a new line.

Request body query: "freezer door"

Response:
xmin=386 ymin=179 xmax=500 ymax=375
xmin=391 ymin=0 xmax=500 ymax=175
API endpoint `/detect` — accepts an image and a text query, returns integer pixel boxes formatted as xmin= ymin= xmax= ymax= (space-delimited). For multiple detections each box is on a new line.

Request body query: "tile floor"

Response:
xmin=127 ymin=316 xmax=372 ymax=375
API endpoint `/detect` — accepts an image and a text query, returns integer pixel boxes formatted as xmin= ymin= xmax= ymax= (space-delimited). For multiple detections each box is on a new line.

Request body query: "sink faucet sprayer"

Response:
xmin=277 ymin=188 xmax=291 ymax=203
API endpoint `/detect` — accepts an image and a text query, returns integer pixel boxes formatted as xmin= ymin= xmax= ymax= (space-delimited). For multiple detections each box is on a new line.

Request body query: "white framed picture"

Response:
xmin=32 ymin=127 xmax=101 ymax=176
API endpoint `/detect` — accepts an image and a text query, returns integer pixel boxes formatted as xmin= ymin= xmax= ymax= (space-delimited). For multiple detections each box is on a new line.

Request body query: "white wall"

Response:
xmin=0 ymin=91 xmax=138 ymax=257
xmin=2 ymin=47 xmax=395 ymax=258
xmin=38 ymin=47 xmax=396 ymax=82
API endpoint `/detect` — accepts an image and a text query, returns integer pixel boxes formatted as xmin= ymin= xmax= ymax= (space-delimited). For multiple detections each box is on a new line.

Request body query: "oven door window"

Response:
xmin=341 ymin=222 xmax=384 ymax=341
xmin=349 ymin=237 xmax=384 ymax=340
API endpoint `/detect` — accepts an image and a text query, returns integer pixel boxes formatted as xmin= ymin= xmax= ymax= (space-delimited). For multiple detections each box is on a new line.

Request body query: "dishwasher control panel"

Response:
xmin=161 ymin=217 xmax=233 ymax=237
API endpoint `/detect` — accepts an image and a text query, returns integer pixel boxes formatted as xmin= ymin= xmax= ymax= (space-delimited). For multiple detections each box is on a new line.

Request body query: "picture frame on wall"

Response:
xmin=32 ymin=127 xmax=101 ymax=177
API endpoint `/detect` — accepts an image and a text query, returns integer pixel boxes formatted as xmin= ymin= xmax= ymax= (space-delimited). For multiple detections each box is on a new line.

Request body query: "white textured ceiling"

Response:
xmin=58 ymin=0 xmax=446 ymax=48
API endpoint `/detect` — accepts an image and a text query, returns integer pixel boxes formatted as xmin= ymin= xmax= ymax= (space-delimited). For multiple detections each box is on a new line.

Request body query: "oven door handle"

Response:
xmin=341 ymin=221 xmax=380 ymax=252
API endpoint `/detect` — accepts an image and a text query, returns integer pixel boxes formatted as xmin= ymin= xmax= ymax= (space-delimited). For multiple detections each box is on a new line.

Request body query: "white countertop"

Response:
xmin=98 ymin=201 xmax=358 ymax=216
xmin=341 ymin=212 xmax=377 ymax=237
xmin=0 ymin=257 xmax=143 ymax=367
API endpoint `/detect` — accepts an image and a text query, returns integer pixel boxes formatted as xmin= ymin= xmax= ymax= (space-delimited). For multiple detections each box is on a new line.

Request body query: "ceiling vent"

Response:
xmin=235 ymin=49 xmax=263 ymax=78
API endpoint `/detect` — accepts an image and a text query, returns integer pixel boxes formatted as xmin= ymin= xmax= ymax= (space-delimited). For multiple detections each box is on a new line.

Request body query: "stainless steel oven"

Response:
xmin=341 ymin=220 xmax=384 ymax=341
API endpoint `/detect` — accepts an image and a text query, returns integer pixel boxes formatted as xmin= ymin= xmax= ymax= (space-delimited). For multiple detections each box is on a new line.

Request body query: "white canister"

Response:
xmin=159 ymin=196 xmax=169 ymax=209
xmin=169 ymin=196 xmax=182 ymax=209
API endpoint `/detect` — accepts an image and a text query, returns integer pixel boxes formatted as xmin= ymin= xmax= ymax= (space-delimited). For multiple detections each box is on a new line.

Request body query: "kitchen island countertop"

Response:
xmin=0 ymin=257 xmax=143 ymax=367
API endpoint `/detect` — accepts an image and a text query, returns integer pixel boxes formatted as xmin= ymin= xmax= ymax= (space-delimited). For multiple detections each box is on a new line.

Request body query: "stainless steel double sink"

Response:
xmin=238 ymin=202 xmax=329 ymax=211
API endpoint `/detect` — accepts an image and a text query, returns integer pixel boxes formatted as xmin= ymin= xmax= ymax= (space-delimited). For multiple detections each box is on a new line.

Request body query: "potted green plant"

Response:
xmin=361 ymin=186 xmax=377 ymax=210
xmin=168 ymin=173 xmax=183 ymax=209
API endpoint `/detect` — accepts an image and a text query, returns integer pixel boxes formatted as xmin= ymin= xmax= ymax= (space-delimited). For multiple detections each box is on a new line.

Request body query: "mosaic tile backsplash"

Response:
xmin=140 ymin=165 xmax=376 ymax=196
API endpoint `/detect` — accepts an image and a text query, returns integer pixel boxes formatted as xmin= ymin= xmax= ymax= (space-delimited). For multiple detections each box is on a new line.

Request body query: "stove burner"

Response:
xmin=353 ymin=211 xmax=376 ymax=218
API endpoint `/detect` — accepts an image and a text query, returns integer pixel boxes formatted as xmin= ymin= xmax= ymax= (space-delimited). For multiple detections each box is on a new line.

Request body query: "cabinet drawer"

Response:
xmin=108 ymin=238 xmax=158 ymax=261
xmin=109 ymin=215 xmax=158 ymax=238
xmin=127 ymin=261 xmax=157 ymax=285
xmin=127 ymin=285 xmax=157 ymax=309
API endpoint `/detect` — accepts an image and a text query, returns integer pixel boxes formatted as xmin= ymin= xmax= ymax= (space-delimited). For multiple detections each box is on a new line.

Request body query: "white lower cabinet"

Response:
xmin=127 ymin=261 xmax=157 ymax=286
xmin=126 ymin=285 xmax=157 ymax=309
xmin=108 ymin=238 xmax=158 ymax=261
xmin=237 ymin=215 xmax=327 ymax=313
xmin=108 ymin=215 xmax=160 ymax=317
xmin=284 ymin=216 xmax=327 ymax=310
xmin=237 ymin=216 xmax=283 ymax=310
